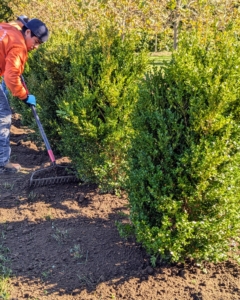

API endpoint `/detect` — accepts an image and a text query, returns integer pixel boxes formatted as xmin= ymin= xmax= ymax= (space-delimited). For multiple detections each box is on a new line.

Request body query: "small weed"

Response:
xmin=2 ymin=182 xmax=14 ymax=191
xmin=115 ymin=221 xmax=134 ymax=239
xmin=70 ymin=244 xmax=89 ymax=265
xmin=70 ymin=244 xmax=84 ymax=259
xmin=44 ymin=208 xmax=53 ymax=221
xmin=0 ymin=246 xmax=11 ymax=274
xmin=1 ymin=231 xmax=6 ymax=240
xmin=28 ymin=191 xmax=38 ymax=201
xmin=41 ymin=270 xmax=52 ymax=281
xmin=44 ymin=215 xmax=52 ymax=221
xmin=0 ymin=245 xmax=11 ymax=299
xmin=77 ymin=274 xmax=94 ymax=288
xmin=51 ymin=226 xmax=68 ymax=244
xmin=191 ymin=279 xmax=197 ymax=284
xmin=41 ymin=271 xmax=48 ymax=279
xmin=0 ymin=278 xmax=11 ymax=300
xmin=150 ymin=255 xmax=157 ymax=268
xmin=114 ymin=188 xmax=122 ymax=197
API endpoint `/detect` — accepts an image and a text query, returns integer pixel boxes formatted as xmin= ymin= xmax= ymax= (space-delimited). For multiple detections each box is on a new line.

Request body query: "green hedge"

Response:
xmin=11 ymin=24 xmax=148 ymax=191
xmin=55 ymin=26 xmax=148 ymax=191
xmin=0 ymin=1 xmax=13 ymax=22
xmin=126 ymin=28 xmax=240 ymax=263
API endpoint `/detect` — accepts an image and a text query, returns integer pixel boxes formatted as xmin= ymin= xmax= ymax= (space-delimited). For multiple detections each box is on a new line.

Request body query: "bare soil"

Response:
xmin=0 ymin=113 xmax=239 ymax=300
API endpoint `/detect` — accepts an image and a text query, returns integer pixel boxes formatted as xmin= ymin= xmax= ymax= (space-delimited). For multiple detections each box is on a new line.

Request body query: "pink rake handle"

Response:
xmin=30 ymin=105 xmax=56 ymax=165
xmin=20 ymin=75 xmax=56 ymax=165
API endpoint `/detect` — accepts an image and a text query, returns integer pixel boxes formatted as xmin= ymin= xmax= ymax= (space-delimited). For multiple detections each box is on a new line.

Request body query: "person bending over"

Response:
xmin=0 ymin=18 xmax=49 ymax=173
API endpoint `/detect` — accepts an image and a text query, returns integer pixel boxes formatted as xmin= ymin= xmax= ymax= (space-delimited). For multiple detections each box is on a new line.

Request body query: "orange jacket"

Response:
xmin=0 ymin=22 xmax=28 ymax=100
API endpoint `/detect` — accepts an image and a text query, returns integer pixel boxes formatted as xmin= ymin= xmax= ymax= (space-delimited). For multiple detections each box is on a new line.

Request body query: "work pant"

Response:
xmin=0 ymin=82 xmax=11 ymax=167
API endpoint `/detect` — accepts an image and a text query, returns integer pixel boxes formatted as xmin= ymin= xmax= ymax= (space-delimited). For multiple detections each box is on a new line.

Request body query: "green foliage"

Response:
xmin=11 ymin=24 xmax=148 ymax=191
xmin=0 ymin=244 xmax=11 ymax=299
xmin=0 ymin=0 xmax=14 ymax=22
xmin=54 ymin=24 xmax=148 ymax=191
xmin=126 ymin=28 xmax=240 ymax=263
xmin=115 ymin=221 xmax=135 ymax=239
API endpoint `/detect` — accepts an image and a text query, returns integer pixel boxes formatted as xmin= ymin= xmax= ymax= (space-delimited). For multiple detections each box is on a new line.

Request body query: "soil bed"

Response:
xmin=0 ymin=113 xmax=239 ymax=300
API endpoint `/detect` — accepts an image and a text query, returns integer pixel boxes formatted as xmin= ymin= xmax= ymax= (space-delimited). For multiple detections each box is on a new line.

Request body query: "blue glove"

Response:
xmin=23 ymin=94 xmax=36 ymax=106
xmin=1 ymin=79 xmax=9 ymax=97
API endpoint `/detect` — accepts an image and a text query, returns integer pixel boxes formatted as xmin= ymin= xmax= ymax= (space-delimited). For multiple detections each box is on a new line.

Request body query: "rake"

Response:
xmin=21 ymin=76 xmax=79 ymax=187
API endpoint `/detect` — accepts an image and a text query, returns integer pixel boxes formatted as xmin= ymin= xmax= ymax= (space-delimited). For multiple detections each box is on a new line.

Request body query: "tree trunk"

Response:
xmin=155 ymin=34 xmax=158 ymax=52
xmin=173 ymin=18 xmax=179 ymax=50
xmin=173 ymin=0 xmax=181 ymax=50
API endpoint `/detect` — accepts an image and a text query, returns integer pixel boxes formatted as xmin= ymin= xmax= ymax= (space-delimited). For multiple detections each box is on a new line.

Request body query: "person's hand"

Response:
xmin=23 ymin=95 xmax=36 ymax=106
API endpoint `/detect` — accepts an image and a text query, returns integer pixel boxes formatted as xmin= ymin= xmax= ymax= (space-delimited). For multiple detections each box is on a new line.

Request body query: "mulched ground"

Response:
xmin=0 ymin=113 xmax=239 ymax=300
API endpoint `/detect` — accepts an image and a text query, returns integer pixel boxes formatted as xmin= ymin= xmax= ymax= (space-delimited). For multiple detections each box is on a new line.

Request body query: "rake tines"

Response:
xmin=29 ymin=165 xmax=80 ymax=187
xmin=20 ymin=76 xmax=81 ymax=187
xmin=30 ymin=175 xmax=79 ymax=187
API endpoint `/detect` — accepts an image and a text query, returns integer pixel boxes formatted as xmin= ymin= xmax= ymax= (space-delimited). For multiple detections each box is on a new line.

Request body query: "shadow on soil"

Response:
xmin=0 ymin=216 xmax=148 ymax=296
xmin=0 ymin=174 xmax=151 ymax=297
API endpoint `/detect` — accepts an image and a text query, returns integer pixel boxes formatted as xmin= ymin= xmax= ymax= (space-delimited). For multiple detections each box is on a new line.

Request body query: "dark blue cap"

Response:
xmin=25 ymin=18 xmax=49 ymax=43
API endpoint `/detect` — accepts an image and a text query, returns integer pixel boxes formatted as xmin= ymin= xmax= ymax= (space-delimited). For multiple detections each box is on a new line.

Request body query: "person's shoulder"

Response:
xmin=1 ymin=22 xmax=23 ymax=38
xmin=0 ymin=22 xmax=9 ymax=28
xmin=0 ymin=22 xmax=20 ymax=31
xmin=0 ymin=22 xmax=26 ymax=51
xmin=8 ymin=20 xmax=22 ymax=31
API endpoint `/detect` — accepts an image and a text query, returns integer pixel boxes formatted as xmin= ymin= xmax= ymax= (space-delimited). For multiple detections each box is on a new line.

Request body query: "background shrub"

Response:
xmin=126 ymin=28 xmax=240 ymax=263
xmin=11 ymin=23 xmax=148 ymax=191
xmin=55 ymin=24 xmax=148 ymax=191
xmin=0 ymin=1 xmax=13 ymax=22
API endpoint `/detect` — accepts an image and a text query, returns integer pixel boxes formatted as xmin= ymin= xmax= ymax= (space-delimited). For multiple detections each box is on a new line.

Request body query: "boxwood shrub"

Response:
xmin=126 ymin=28 xmax=240 ymax=263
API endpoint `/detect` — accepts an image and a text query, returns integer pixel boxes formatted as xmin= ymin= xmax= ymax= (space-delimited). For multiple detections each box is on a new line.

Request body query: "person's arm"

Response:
xmin=4 ymin=47 xmax=28 ymax=100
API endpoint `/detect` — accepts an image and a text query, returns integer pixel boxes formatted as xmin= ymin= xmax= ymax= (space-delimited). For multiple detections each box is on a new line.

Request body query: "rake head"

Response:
xmin=30 ymin=164 xmax=80 ymax=187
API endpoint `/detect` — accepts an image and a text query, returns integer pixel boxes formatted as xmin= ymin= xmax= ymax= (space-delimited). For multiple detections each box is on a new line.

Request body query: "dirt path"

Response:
xmin=0 ymin=113 xmax=239 ymax=300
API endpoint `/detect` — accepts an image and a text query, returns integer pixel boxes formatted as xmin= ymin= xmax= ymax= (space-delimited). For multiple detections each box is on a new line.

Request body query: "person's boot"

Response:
xmin=0 ymin=162 xmax=21 ymax=174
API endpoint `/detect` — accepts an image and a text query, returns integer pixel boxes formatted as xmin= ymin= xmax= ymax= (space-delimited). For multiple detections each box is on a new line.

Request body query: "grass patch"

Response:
xmin=149 ymin=51 xmax=172 ymax=66
xmin=0 ymin=277 xmax=10 ymax=300
xmin=0 ymin=244 xmax=11 ymax=299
